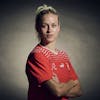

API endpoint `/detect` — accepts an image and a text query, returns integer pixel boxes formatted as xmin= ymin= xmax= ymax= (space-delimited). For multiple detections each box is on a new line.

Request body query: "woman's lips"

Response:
xmin=47 ymin=34 xmax=54 ymax=38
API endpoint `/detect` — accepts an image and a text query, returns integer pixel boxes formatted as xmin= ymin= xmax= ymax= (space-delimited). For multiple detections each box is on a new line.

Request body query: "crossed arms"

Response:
xmin=43 ymin=75 xmax=82 ymax=98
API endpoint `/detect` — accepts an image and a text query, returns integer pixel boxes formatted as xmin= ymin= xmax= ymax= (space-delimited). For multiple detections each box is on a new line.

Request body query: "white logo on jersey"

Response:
xmin=60 ymin=63 xmax=64 ymax=68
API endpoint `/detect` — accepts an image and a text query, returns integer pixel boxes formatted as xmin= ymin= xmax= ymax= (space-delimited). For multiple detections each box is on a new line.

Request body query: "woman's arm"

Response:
xmin=65 ymin=80 xmax=82 ymax=98
xmin=43 ymin=76 xmax=82 ymax=98
xmin=43 ymin=79 xmax=77 ymax=97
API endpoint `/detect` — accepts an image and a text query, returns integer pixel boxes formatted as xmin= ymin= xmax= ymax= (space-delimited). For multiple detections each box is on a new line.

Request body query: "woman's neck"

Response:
xmin=40 ymin=41 xmax=56 ymax=52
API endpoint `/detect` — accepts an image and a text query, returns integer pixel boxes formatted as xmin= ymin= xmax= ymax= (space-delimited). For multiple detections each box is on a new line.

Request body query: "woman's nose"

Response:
xmin=47 ymin=26 xmax=52 ymax=33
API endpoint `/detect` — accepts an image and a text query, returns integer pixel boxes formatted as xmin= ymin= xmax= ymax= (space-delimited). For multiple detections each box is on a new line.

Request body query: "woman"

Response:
xmin=26 ymin=4 xmax=82 ymax=100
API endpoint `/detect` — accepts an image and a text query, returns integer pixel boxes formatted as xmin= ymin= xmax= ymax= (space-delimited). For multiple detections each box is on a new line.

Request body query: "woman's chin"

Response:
xmin=46 ymin=38 xmax=56 ymax=43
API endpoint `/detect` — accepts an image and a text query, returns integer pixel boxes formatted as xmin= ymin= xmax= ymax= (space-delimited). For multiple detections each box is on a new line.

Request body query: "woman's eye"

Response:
xmin=41 ymin=25 xmax=46 ymax=28
xmin=52 ymin=24 xmax=57 ymax=27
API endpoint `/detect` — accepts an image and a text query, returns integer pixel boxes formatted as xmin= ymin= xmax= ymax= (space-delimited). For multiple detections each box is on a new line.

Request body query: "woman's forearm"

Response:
xmin=44 ymin=79 xmax=77 ymax=97
xmin=65 ymin=80 xmax=82 ymax=98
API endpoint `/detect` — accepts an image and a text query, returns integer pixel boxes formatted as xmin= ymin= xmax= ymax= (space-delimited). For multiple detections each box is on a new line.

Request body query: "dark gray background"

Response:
xmin=0 ymin=0 xmax=100 ymax=100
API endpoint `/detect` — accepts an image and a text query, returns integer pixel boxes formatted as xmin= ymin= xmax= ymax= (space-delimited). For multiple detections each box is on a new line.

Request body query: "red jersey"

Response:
xmin=26 ymin=44 xmax=78 ymax=100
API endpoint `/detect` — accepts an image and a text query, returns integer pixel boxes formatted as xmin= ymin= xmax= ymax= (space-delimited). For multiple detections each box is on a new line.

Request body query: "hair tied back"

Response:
xmin=35 ymin=4 xmax=57 ymax=15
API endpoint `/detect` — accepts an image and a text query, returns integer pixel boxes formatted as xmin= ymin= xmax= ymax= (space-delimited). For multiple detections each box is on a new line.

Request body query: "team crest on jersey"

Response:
xmin=60 ymin=63 xmax=64 ymax=68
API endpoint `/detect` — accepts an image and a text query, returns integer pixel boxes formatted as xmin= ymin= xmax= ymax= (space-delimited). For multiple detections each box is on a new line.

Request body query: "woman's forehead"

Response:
xmin=41 ymin=13 xmax=59 ymax=22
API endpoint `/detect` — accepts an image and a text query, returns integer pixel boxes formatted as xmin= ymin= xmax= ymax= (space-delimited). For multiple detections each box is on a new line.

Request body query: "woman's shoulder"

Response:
xmin=30 ymin=44 xmax=50 ymax=58
xmin=32 ymin=44 xmax=42 ymax=53
xmin=27 ymin=45 xmax=45 ymax=61
xmin=57 ymin=48 xmax=70 ymax=60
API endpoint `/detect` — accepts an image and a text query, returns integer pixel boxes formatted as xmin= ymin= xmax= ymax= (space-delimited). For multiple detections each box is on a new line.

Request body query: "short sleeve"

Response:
xmin=26 ymin=52 xmax=52 ymax=84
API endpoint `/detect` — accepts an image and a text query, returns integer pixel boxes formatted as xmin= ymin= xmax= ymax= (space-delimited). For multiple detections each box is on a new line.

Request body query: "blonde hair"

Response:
xmin=35 ymin=4 xmax=57 ymax=16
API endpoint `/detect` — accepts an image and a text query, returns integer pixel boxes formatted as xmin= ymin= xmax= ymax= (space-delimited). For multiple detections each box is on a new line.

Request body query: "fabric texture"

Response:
xmin=26 ymin=44 xmax=78 ymax=100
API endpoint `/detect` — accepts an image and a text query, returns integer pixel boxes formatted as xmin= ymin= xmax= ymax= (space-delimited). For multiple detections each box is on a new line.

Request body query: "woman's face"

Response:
xmin=39 ymin=13 xmax=60 ymax=43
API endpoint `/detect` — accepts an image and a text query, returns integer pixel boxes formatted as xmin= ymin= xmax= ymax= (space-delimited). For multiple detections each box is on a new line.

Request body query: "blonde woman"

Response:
xmin=26 ymin=4 xmax=82 ymax=100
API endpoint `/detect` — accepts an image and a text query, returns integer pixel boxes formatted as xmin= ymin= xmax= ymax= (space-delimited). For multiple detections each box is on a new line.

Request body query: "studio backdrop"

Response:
xmin=0 ymin=0 xmax=100 ymax=100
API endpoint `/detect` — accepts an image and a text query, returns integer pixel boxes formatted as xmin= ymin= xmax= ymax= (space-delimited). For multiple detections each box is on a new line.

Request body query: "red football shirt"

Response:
xmin=26 ymin=44 xmax=78 ymax=100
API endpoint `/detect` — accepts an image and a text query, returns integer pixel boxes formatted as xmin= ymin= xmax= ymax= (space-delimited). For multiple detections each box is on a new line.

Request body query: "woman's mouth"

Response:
xmin=47 ymin=34 xmax=54 ymax=38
